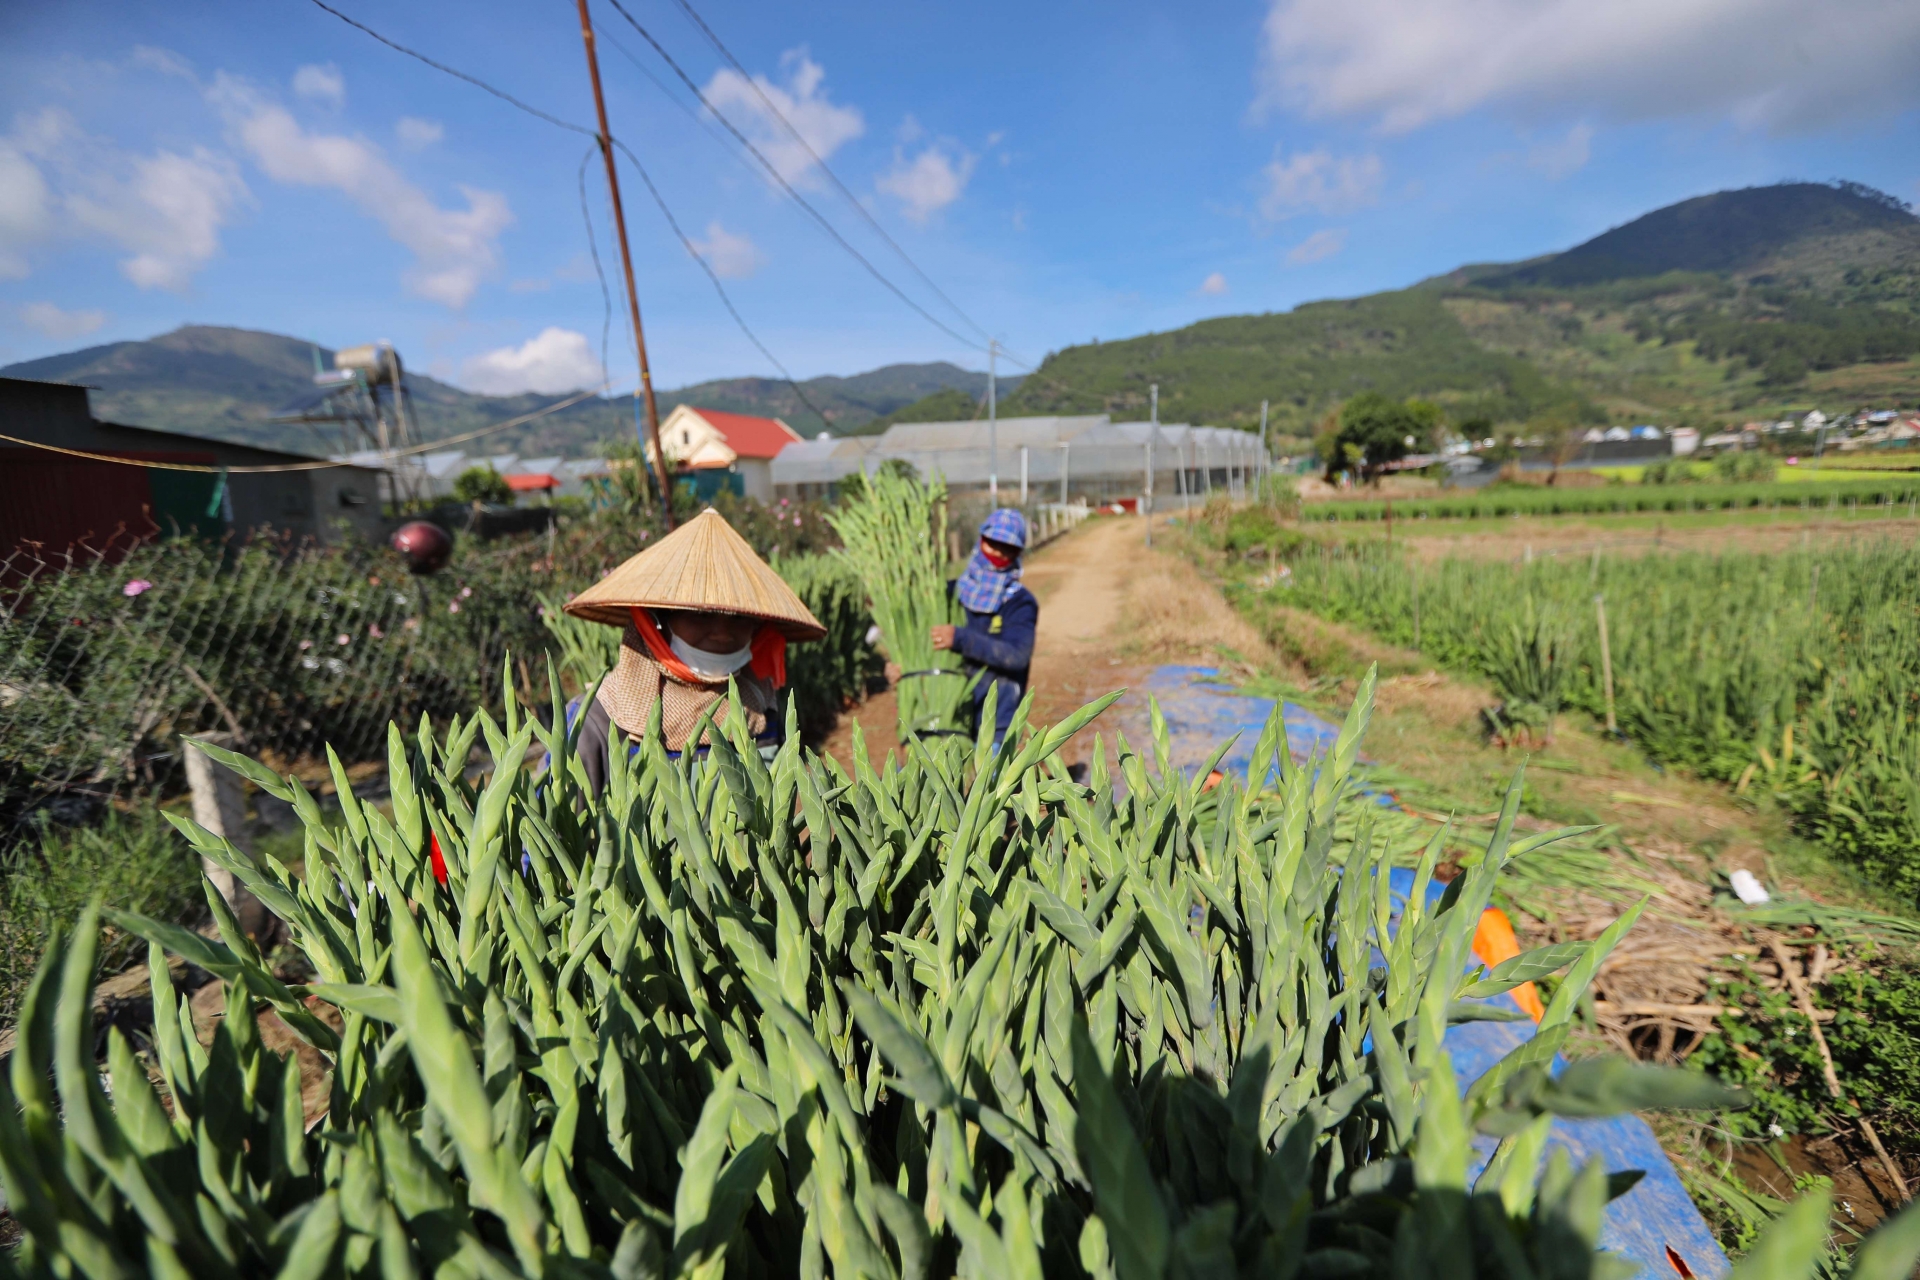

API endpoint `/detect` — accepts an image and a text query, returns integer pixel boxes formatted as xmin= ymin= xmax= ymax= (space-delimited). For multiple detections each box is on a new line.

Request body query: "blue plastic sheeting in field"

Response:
xmin=1147 ymin=664 xmax=1729 ymax=1279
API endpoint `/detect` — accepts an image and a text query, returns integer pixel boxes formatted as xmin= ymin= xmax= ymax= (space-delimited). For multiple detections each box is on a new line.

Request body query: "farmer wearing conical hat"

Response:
xmin=563 ymin=508 xmax=825 ymax=794
xmin=929 ymin=507 xmax=1036 ymax=746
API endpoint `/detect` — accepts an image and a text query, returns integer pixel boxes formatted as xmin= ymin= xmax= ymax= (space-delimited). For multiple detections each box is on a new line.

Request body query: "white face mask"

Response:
xmin=669 ymin=632 xmax=753 ymax=681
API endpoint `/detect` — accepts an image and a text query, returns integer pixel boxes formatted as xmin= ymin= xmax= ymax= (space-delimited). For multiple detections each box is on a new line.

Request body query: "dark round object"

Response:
xmin=391 ymin=521 xmax=453 ymax=575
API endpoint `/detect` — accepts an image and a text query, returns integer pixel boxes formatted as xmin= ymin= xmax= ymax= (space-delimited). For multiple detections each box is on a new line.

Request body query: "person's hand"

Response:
xmin=884 ymin=661 xmax=903 ymax=684
xmin=929 ymin=624 xmax=956 ymax=651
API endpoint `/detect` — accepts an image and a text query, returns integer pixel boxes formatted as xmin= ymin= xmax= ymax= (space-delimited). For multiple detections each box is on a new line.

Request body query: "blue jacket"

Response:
xmin=950 ymin=581 xmax=1037 ymax=742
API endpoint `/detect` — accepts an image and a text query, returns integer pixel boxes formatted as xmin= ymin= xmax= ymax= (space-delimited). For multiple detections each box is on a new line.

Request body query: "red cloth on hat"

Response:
xmin=629 ymin=607 xmax=787 ymax=688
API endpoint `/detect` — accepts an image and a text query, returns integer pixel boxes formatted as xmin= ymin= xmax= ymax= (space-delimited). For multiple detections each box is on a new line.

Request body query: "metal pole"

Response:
xmin=576 ymin=0 xmax=674 ymax=525
xmin=1182 ymin=429 xmax=1192 ymax=513
xmin=1019 ymin=444 xmax=1028 ymax=503
xmin=988 ymin=339 xmax=999 ymax=503
xmin=1145 ymin=383 xmax=1157 ymax=547
xmin=1059 ymin=441 xmax=1070 ymax=505
xmin=1259 ymin=399 xmax=1269 ymax=504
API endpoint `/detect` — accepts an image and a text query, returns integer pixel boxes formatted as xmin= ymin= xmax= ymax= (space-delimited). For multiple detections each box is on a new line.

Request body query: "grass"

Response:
xmin=0 ymin=803 xmax=203 ymax=1024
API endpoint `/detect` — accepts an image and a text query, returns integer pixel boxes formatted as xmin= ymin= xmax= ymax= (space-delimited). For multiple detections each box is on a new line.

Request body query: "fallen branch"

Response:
xmin=1768 ymin=939 xmax=1910 ymax=1204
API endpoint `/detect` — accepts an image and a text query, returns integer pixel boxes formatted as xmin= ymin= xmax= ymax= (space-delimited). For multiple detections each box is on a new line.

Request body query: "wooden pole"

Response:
xmin=1411 ymin=561 xmax=1420 ymax=652
xmin=576 ymin=0 xmax=674 ymax=527
xmin=1594 ymin=593 xmax=1616 ymax=735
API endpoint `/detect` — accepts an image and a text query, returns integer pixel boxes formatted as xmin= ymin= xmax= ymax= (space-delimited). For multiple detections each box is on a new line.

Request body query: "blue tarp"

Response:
xmin=1143 ymin=664 xmax=1728 ymax=1278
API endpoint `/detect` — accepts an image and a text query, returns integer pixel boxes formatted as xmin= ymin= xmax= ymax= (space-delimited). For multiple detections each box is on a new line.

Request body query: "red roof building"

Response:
xmin=652 ymin=405 xmax=803 ymax=502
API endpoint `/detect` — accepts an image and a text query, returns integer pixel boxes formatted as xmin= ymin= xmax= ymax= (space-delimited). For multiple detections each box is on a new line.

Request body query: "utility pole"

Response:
xmin=1145 ymin=383 xmax=1157 ymax=548
xmin=987 ymin=339 xmax=999 ymax=504
xmin=1259 ymin=399 xmax=1269 ymax=504
xmin=576 ymin=0 xmax=674 ymax=526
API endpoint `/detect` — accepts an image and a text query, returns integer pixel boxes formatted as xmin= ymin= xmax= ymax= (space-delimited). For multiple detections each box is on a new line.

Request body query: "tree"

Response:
xmin=452 ymin=466 xmax=513 ymax=506
xmin=1531 ymin=409 xmax=1586 ymax=486
xmin=1322 ymin=393 xmax=1439 ymax=484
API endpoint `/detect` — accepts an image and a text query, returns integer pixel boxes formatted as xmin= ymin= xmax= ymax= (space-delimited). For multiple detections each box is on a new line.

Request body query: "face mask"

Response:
xmin=979 ymin=541 xmax=1015 ymax=569
xmin=669 ymin=632 xmax=754 ymax=681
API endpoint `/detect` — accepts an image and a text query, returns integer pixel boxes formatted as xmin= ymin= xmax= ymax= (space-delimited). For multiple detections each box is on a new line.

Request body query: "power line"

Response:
xmin=577 ymin=147 xmax=614 ymax=389
xmin=305 ymin=0 xmax=594 ymax=136
xmin=607 ymin=137 xmax=832 ymax=430
xmin=667 ymin=0 xmax=995 ymax=348
xmin=598 ymin=0 xmax=990 ymax=356
xmin=302 ymin=0 xmax=832 ymax=435
xmin=0 ymin=390 xmax=606 ymax=474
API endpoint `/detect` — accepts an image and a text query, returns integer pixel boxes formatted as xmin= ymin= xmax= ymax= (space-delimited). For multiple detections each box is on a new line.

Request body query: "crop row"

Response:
xmin=1274 ymin=539 xmax=1920 ymax=894
xmin=1298 ymin=476 xmax=1920 ymax=522
xmin=11 ymin=670 xmax=1879 ymax=1279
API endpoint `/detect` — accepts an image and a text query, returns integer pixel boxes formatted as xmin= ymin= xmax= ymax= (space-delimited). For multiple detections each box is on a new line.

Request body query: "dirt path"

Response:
xmin=822 ymin=514 xmax=1274 ymax=772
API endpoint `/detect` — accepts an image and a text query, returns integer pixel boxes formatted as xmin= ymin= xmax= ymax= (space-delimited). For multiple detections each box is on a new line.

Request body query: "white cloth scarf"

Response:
xmin=669 ymin=633 xmax=753 ymax=681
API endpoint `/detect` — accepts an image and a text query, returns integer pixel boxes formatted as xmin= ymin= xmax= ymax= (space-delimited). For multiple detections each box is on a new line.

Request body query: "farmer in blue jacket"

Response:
xmin=930 ymin=508 xmax=1037 ymax=745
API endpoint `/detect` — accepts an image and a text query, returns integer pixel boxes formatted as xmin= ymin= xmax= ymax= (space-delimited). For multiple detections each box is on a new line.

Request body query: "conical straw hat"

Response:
xmin=564 ymin=508 xmax=827 ymax=640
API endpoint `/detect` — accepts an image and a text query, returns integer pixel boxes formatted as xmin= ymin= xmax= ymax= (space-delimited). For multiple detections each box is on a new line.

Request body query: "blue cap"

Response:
xmin=979 ymin=508 xmax=1028 ymax=549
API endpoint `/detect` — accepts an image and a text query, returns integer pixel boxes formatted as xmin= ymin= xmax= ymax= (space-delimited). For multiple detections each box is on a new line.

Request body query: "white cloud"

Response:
xmin=1286 ymin=228 xmax=1347 ymax=265
xmin=292 ymin=63 xmax=345 ymax=108
xmin=396 ymin=117 xmax=443 ymax=150
xmin=1 ymin=107 xmax=246 ymax=290
xmin=689 ymin=222 xmax=765 ymax=279
xmin=17 ymin=301 xmax=107 ymax=340
xmin=877 ymin=144 xmax=977 ymax=223
xmin=1256 ymin=0 xmax=1920 ymax=134
xmin=209 ymin=75 xmax=510 ymax=308
xmin=461 ymin=328 xmax=603 ymax=395
xmin=1525 ymin=122 xmax=1592 ymax=180
xmin=702 ymin=49 xmax=864 ymax=186
xmin=130 ymin=46 xmax=194 ymax=79
xmin=0 ymin=134 xmax=54 ymax=278
xmin=1196 ymin=272 xmax=1229 ymax=296
xmin=1258 ymin=148 xmax=1381 ymax=219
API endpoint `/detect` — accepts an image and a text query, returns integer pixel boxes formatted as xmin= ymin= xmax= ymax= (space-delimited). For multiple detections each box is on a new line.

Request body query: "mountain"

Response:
xmin=0 ymin=327 xmax=1005 ymax=456
xmin=1004 ymin=181 xmax=1920 ymax=443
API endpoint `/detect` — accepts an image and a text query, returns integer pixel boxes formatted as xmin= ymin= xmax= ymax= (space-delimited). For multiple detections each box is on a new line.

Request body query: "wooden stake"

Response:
xmin=1594 ymin=593 xmax=1616 ymax=735
xmin=1769 ymin=940 xmax=1910 ymax=1203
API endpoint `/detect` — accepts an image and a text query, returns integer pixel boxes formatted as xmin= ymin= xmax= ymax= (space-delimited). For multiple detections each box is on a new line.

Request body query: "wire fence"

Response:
xmin=0 ymin=535 xmax=475 ymax=839
xmin=0 ymin=493 xmax=880 ymax=847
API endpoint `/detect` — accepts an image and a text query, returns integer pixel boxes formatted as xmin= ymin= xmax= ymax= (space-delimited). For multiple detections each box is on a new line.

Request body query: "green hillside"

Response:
xmin=1005 ymin=181 xmax=1920 ymax=441
xmin=0 ymin=327 xmax=1002 ymax=455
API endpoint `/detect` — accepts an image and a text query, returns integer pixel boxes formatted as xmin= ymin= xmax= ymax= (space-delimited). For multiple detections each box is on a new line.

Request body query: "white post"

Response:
xmin=1019 ymin=444 xmax=1029 ymax=503
xmin=1145 ymin=384 xmax=1158 ymax=547
xmin=184 ymin=732 xmax=271 ymax=937
xmin=1059 ymin=441 xmax=1070 ymax=505
xmin=988 ymin=339 xmax=999 ymax=503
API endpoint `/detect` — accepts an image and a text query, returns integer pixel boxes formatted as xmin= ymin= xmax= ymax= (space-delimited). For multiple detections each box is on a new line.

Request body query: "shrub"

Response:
xmin=453 ymin=466 xmax=515 ymax=505
xmin=11 ymin=673 xmax=1890 ymax=1279
xmin=0 ymin=804 xmax=201 ymax=1023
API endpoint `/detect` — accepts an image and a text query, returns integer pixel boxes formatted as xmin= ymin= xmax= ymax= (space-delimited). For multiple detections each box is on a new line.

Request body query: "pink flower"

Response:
xmin=460 ymin=586 xmax=472 ymax=598
xmin=793 ymin=515 xmax=802 ymax=526
xmin=335 ymin=633 xmax=351 ymax=646
xmin=298 ymin=639 xmax=314 ymax=650
xmin=368 ymin=624 xmax=384 ymax=639
xmin=122 ymin=579 xmax=153 ymax=597
xmin=448 ymin=602 xmax=461 ymax=614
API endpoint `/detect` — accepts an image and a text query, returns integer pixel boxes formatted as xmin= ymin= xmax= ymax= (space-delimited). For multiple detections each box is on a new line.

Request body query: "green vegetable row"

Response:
xmin=1274 ymin=540 xmax=1920 ymax=894
xmin=7 ymin=671 xmax=1918 ymax=1278
xmin=1299 ymin=476 xmax=1920 ymax=522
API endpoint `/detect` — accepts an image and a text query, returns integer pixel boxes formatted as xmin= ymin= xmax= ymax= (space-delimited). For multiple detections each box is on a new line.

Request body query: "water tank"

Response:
xmin=335 ymin=342 xmax=403 ymax=386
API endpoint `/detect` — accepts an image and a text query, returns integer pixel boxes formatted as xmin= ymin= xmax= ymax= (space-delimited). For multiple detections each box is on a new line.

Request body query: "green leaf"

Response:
xmin=1457 ymin=940 xmax=1589 ymax=998
xmin=1070 ymin=1018 xmax=1169 ymax=1280
xmin=1727 ymin=1186 xmax=1831 ymax=1280
xmin=1850 ymin=1196 xmax=1920 ymax=1280
xmin=841 ymin=984 xmax=955 ymax=1109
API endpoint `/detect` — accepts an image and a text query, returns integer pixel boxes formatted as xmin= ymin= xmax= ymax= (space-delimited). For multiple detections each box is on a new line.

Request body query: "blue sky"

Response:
xmin=3 ymin=0 xmax=1918 ymax=394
